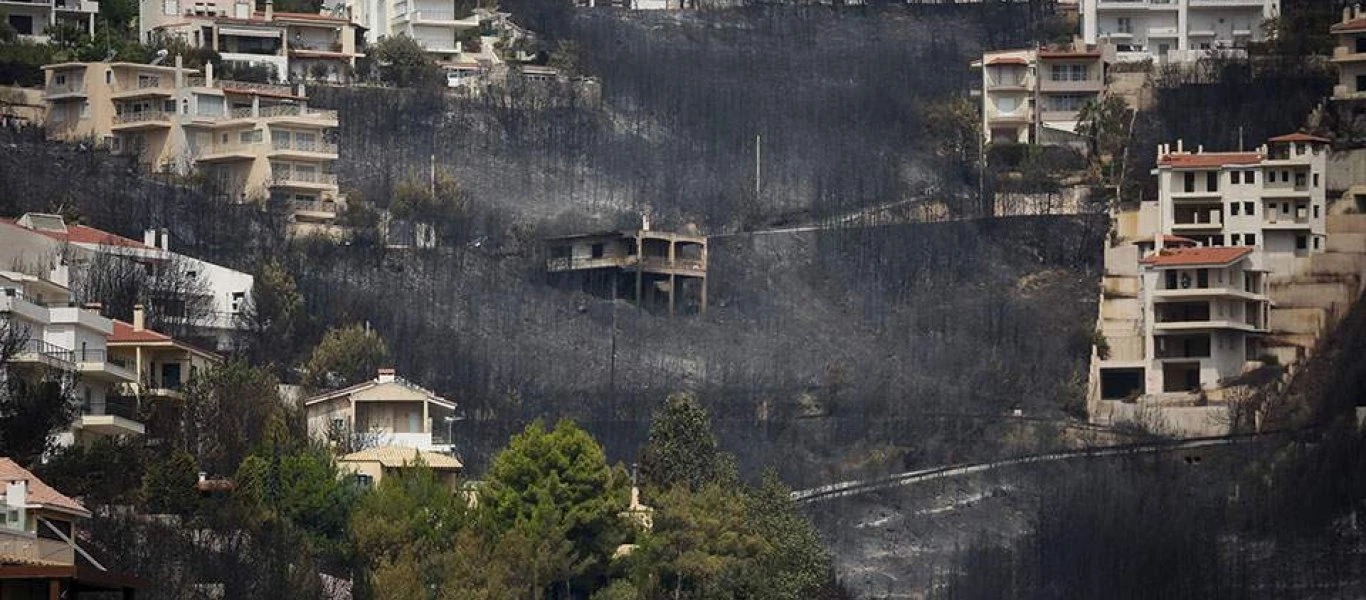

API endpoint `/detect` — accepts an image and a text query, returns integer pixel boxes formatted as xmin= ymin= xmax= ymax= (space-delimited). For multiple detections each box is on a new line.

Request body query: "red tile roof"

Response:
xmin=109 ymin=320 xmax=172 ymax=344
xmin=1157 ymin=152 xmax=1263 ymax=168
xmin=1267 ymin=132 xmax=1330 ymax=144
xmin=0 ymin=219 xmax=155 ymax=251
xmin=0 ymin=458 xmax=89 ymax=517
xmin=1332 ymin=18 xmax=1366 ymax=33
xmin=1140 ymin=246 xmax=1253 ymax=267
xmin=1038 ymin=50 xmax=1101 ymax=59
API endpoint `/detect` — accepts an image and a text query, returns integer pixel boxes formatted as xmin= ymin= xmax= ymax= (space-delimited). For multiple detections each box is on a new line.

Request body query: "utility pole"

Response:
xmin=754 ymin=134 xmax=762 ymax=201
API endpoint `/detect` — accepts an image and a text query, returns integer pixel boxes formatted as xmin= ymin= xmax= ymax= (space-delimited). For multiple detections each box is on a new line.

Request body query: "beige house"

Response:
xmin=304 ymin=369 xmax=457 ymax=453
xmin=337 ymin=446 xmax=462 ymax=490
xmin=107 ymin=305 xmax=222 ymax=404
xmin=0 ymin=458 xmax=142 ymax=597
xmin=1333 ymin=6 xmax=1366 ymax=101
xmin=970 ymin=40 xmax=1111 ymax=149
xmin=41 ymin=60 xmax=343 ymax=231
xmin=2 ymin=0 xmax=97 ymax=42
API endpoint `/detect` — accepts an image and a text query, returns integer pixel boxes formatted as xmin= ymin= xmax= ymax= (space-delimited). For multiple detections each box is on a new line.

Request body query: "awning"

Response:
xmin=219 ymin=26 xmax=282 ymax=38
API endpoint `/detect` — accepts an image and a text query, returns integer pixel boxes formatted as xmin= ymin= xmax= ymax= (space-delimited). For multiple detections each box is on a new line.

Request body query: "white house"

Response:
xmin=303 ymin=369 xmax=457 ymax=453
xmin=1081 ymin=0 xmax=1276 ymax=64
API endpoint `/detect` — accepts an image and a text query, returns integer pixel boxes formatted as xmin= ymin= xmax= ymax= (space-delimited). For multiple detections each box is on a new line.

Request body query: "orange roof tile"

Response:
xmin=1157 ymin=152 xmax=1263 ymax=168
xmin=1140 ymin=246 xmax=1253 ymax=267
xmin=109 ymin=320 xmax=172 ymax=344
xmin=0 ymin=219 xmax=154 ymax=251
xmin=1332 ymin=18 xmax=1366 ymax=33
xmin=0 ymin=458 xmax=89 ymax=517
xmin=1267 ymin=132 xmax=1330 ymax=144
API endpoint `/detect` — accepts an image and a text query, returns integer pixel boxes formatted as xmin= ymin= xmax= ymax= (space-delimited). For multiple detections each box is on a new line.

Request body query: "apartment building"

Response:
xmin=1081 ymin=0 xmax=1275 ymax=64
xmin=3 ymin=0 xmax=96 ymax=42
xmin=40 ymin=60 xmax=343 ymax=231
xmin=140 ymin=0 xmax=365 ymax=83
xmin=108 ymin=305 xmax=222 ymax=405
xmin=1148 ymin=134 xmax=1328 ymax=274
xmin=0 ymin=271 xmax=143 ymax=444
xmin=303 ymin=369 xmax=457 ymax=453
xmin=971 ymin=41 xmax=1110 ymax=148
xmin=545 ymin=227 xmax=708 ymax=316
xmin=1333 ymin=5 xmax=1366 ymax=101
xmin=0 ymin=213 xmax=255 ymax=351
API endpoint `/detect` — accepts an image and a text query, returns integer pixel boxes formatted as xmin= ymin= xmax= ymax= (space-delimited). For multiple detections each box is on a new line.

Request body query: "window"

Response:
xmin=1231 ymin=171 xmax=1241 ymax=184
xmin=1295 ymin=172 xmax=1306 ymax=188
xmin=1050 ymin=65 xmax=1067 ymax=81
xmin=331 ymin=417 xmax=345 ymax=431
xmin=1245 ymin=170 xmax=1255 ymax=184
xmin=355 ymin=474 xmax=373 ymax=488
xmin=590 ymin=243 xmax=605 ymax=258
xmin=1282 ymin=170 xmax=1290 ymax=182
xmin=1069 ymin=64 xmax=1088 ymax=81
xmin=1206 ymin=171 xmax=1218 ymax=192
xmin=231 ymin=291 xmax=245 ymax=313
xmin=1313 ymin=173 xmax=1320 ymax=187
xmin=1296 ymin=235 xmax=1308 ymax=250
xmin=162 ymin=100 xmax=175 ymax=113
xmin=164 ymin=0 xmax=177 ymax=14
xmin=996 ymin=97 xmax=1018 ymax=113
xmin=1230 ymin=203 xmax=1240 ymax=216
xmin=105 ymin=70 xmax=111 ymax=85
xmin=1117 ymin=17 xmax=1132 ymax=34
xmin=239 ymin=129 xmax=262 ymax=144
xmin=7 ymin=15 xmax=33 ymax=36
xmin=1358 ymin=37 xmax=1366 ymax=54
xmin=1184 ymin=172 xmax=1196 ymax=193
xmin=1230 ymin=233 xmax=1241 ymax=245
xmin=1282 ymin=202 xmax=1291 ymax=214
xmin=1209 ymin=236 xmax=1224 ymax=247
xmin=1246 ymin=233 xmax=1256 ymax=245
xmin=1244 ymin=201 xmax=1254 ymax=215
xmin=80 ymin=102 xmax=90 ymax=119
xmin=1314 ymin=237 xmax=1321 ymax=250
xmin=54 ymin=73 xmax=67 ymax=86
xmin=1165 ymin=271 xmax=1178 ymax=289
xmin=1197 ymin=269 xmax=1209 ymax=287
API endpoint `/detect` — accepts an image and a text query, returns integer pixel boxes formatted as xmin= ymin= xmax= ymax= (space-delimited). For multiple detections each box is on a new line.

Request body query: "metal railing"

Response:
xmin=228 ymin=107 xmax=255 ymax=119
xmin=45 ymin=82 xmax=85 ymax=96
xmin=136 ymin=77 xmax=164 ymax=89
xmin=272 ymin=137 xmax=338 ymax=153
xmin=16 ymin=339 xmax=75 ymax=365
xmin=290 ymin=199 xmax=340 ymax=215
xmin=76 ymin=349 xmax=132 ymax=370
xmin=272 ymin=169 xmax=338 ymax=185
xmin=114 ymin=111 xmax=172 ymax=125
xmin=87 ymin=396 xmax=138 ymax=420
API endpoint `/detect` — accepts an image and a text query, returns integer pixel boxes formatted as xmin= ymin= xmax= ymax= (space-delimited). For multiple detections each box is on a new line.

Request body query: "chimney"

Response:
xmin=5 ymin=480 xmax=26 ymax=508
xmin=1346 ymin=5 xmax=1352 ymax=23
xmin=198 ymin=472 xmax=207 ymax=483
xmin=133 ymin=304 xmax=145 ymax=332
xmin=1176 ymin=139 xmax=1184 ymax=153
xmin=144 ymin=229 xmax=157 ymax=247
xmin=1197 ymin=144 xmax=1204 ymax=153
xmin=377 ymin=368 xmax=396 ymax=383
xmin=265 ymin=0 xmax=273 ymax=20
xmin=159 ymin=228 xmax=169 ymax=251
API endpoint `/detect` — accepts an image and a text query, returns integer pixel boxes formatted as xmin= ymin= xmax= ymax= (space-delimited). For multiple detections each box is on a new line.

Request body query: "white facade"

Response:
xmin=0 ymin=271 xmax=143 ymax=445
xmin=1082 ymin=0 xmax=1275 ymax=64
xmin=3 ymin=0 xmax=97 ymax=43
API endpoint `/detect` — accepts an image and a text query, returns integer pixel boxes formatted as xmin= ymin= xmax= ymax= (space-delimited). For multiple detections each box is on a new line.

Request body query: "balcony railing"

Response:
xmin=77 ymin=349 xmax=132 ymax=370
xmin=272 ymin=170 xmax=338 ymax=186
xmin=114 ymin=111 xmax=172 ymax=125
xmin=272 ymin=137 xmax=338 ymax=153
xmin=290 ymin=199 xmax=340 ymax=216
xmin=15 ymin=339 xmax=75 ymax=365
xmin=85 ymin=396 xmax=138 ymax=420
xmin=45 ymin=82 xmax=85 ymax=96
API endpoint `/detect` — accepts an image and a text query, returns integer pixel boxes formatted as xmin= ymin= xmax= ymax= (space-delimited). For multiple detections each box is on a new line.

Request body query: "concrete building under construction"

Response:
xmin=545 ymin=229 xmax=707 ymax=316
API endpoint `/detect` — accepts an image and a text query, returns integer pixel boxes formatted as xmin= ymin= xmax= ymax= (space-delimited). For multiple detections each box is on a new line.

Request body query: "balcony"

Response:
xmin=195 ymin=141 xmax=260 ymax=162
xmin=77 ymin=397 xmax=144 ymax=437
xmin=1154 ymin=287 xmax=1266 ymax=301
xmin=1154 ymin=319 xmax=1265 ymax=333
xmin=986 ymin=77 xmax=1030 ymax=92
xmin=76 ymin=349 xmax=138 ymax=382
xmin=53 ymin=0 xmax=98 ymax=11
xmin=546 ymin=255 xmax=705 ymax=274
xmin=8 ymin=339 xmax=75 ymax=371
xmin=0 ymin=291 xmax=49 ymax=324
xmin=1263 ymin=213 xmax=1311 ymax=229
xmin=112 ymin=111 xmax=172 ymax=130
xmin=271 ymin=169 xmax=338 ymax=190
xmin=1039 ymin=109 xmax=1081 ymax=122
xmin=0 ymin=529 xmax=74 ymax=566
xmin=1039 ymin=77 xmax=1103 ymax=93
xmin=987 ymin=110 xmax=1031 ymax=124
xmin=269 ymin=136 xmax=338 ymax=159
xmin=43 ymin=81 xmax=86 ymax=101
xmin=290 ymin=199 xmax=340 ymax=222
xmin=1189 ymin=0 xmax=1267 ymax=6
xmin=1334 ymin=45 xmax=1366 ymax=63
xmin=112 ymin=78 xmax=174 ymax=99
xmin=1171 ymin=214 xmax=1223 ymax=231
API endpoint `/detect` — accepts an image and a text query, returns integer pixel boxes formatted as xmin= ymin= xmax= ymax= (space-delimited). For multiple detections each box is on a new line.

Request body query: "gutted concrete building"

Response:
xmin=545 ymin=229 xmax=707 ymax=316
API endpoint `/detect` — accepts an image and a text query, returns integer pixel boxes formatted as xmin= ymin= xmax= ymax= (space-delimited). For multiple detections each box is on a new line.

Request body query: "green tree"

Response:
xmin=374 ymin=34 xmax=441 ymax=88
xmin=142 ymin=448 xmax=200 ymax=515
xmin=36 ymin=437 xmax=144 ymax=506
xmin=1076 ymin=95 xmax=1133 ymax=182
xmin=632 ymin=484 xmax=768 ymax=599
xmin=484 ymin=419 xmax=630 ymax=596
xmin=236 ymin=427 xmax=359 ymax=565
xmin=744 ymin=470 xmax=834 ymax=600
xmin=0 ymin=323 xmax=76 ymax=465
xmin=638 ymin=392 xmax=735 ymax=493
xmin=301 ymin=323 xmax=391 ymax=389
xmin=183 ymin=360 xmax=283 ymax=476
xmin=239 ymin=260 xmax=305 ymax=370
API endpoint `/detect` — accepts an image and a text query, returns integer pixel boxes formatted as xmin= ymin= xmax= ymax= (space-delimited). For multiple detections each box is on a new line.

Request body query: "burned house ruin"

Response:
xmin=545 ymin=229 xmax=708 ymax=316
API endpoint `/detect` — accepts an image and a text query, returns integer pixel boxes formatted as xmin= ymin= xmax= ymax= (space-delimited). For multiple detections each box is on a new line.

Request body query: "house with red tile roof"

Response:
xmin=108 ymin=305 xmax=222 ymax=406
xmin=0 ymin=458 xmax=144 ymax=597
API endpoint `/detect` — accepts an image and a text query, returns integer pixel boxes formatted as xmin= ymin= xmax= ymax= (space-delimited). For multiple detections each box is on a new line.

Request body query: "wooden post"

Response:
xmin=49 ymin=579 xmax=61 ymax=600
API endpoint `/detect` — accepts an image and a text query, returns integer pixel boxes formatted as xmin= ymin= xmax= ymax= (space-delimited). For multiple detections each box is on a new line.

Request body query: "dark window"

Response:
xmin=1244 ymin=201 xmax=1255 ymax=215
xmin=1246 ymin=233 xmax=1256 ymax=245
xmin=1206 ymin=172 xmax=1218 ymax=191
xmin=1197 ymin=269 xmax=1209 ymax=288
xmin=1230 ymin=203 xmax=1240 ymax=216
xmin=355 ymin=474 xmax=373 ymax=488
xmin=1357 ymin=37 xmax=1366 ymax=53
xmin=1313 ymin=173 xmax=1320 ymax=187
xmin=1282 ymin=202 xmax=1290 ymax=214
xmin=1230 ymin=234 xmax=1241 ymax=245
xmin=1295 ymin=172 xmax=1306 ymax=188
xmin=1165 ymin=270 xmax=1178 ymax=289
xmin=161 ymin=362 xmax=183 ymax=390
xmin=1184 ymin=172 xmax=1196 ymax=193
xmin=36 ymin=517 xmax=71 ymax=541
xmin=1245 ymin=170 xmax=1255 ymax=184
xmin=1231 ymin=171 xmax=1241 ymax=184
xmin=590 ymin=243 xmax=604 ymax=258
xmin=1314 ymin=237 xmax=1321 ymax=250
xmin=1314 ymin=205 xmax=1320 ymax=219
xmin=1358 ymin=74 xmax=1366 ymax=92
xmin=1296 ymin=235 xmax=1308 ymax=250
xmin=7 ymin=15 xmax=33 ymax=35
